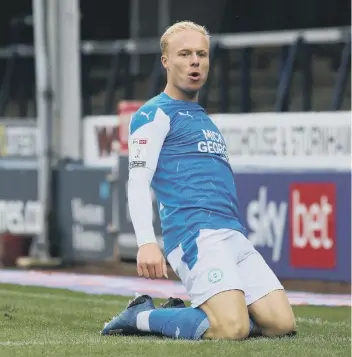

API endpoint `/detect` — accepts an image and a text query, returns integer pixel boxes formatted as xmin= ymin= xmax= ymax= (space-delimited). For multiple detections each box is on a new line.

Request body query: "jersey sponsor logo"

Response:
xmin=289 ymin=183 xmax=336 ymax=269
xmin=129 ymin=161 xmax=146 ymax=168
xmin=132 ymin=138 xmax=147 ymax=145
xmin=198 ymin=129 xmax=229 ymax=161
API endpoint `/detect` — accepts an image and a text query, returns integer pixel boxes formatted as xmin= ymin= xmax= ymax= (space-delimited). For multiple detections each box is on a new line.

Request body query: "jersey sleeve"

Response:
xmin=127 ymin=107 xmax=170 ymax=247
xmin=128 ymin=107 xmax=170 ymax=171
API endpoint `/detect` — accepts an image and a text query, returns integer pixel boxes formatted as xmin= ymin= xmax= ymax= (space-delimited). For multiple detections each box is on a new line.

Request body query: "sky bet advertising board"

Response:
xmin=236 ymin=172 xmax=351 ymax=283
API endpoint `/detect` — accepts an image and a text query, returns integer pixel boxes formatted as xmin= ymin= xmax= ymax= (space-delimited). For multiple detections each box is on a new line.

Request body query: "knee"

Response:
xmin=212 ymin=317 xmax=250 ymax=340
xmin=284 ymin=315 xmax=297 ymax=333
xmin=272 ymin=315 xmax=296 ymax=336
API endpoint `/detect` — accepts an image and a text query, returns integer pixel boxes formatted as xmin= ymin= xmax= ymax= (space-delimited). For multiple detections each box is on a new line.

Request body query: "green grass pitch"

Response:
xmin=0 ymin=283 xmax=350 ymax=357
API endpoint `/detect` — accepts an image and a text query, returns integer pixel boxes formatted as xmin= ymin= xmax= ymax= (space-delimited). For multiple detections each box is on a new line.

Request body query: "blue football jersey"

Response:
xmin=129 ymin=92 xmax=247 ymax=256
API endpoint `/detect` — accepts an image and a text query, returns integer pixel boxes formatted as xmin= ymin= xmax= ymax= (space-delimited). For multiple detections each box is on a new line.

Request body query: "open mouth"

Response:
xmin=188 ymin=72 xmax=201 ymax=81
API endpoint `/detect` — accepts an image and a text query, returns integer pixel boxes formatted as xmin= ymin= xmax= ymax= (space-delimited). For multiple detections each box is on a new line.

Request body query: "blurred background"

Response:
xmin=0 ymin=0 xmax=350 ymax=117
xmin=0 ymin=0 xmax=350 ymax=292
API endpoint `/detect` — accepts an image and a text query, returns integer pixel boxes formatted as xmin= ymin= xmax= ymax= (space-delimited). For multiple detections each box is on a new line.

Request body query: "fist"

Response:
xmin=136 ymin=243 xmax=168 ymax=280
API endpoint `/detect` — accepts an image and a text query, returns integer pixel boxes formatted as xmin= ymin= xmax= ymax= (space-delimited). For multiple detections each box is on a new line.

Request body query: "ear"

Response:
xmin=161 ymin=54 xmax=168 ymax=70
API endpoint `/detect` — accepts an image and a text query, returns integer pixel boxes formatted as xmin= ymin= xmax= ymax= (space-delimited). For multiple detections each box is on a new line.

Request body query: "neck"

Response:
xmin=164 ymin=83 xmax=198 ymax=102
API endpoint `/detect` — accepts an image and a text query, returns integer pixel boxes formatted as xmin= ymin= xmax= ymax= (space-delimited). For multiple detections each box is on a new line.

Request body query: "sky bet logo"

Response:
xmin=246 ymin=186 xmax=287 ymax=263
xmin=197 ymin=129 xmax=229 ymax=161
xmin=246 ymin=182 xmax=337 ymax=270
xmin=289 ymin=183 xmax=336 ymax=269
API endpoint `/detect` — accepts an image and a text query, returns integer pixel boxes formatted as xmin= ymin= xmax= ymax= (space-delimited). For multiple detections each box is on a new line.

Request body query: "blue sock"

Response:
xmin=136 ymin=307 xmax=209 ymax=340
xmin=136 ymin=307 xmax=256 ymax=340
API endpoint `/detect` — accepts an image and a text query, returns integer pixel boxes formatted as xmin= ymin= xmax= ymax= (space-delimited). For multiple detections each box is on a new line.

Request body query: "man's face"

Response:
xmin=162 ymin=29 xmax=210 ymax=98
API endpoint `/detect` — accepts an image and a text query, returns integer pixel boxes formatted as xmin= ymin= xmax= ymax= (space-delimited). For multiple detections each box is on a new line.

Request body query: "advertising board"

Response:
xmin=211 ymin=111 xmax=351 ymax=171
xmin=0 ymin=167 xmax=115 ymax=262
xmin=0 ymin=119 xmax=38 ymax=160
xmin=237 ymin=172 xmax=351 ymax=282
xmin=55 ymin=167 xmax=115 ymax=261
xmin=83 ymin=111 xmax=351 ymax=171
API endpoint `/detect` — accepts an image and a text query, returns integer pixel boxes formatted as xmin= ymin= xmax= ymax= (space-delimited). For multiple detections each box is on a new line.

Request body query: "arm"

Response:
xmin=128 ymin=168 xmax=155 ymax=246
xmin=127 ymin=107 xmax=170 ymax=278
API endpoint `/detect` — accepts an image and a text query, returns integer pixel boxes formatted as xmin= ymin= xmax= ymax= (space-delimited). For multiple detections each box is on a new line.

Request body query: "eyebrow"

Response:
xmin=177 ymin=49 xmax=208 ymax=53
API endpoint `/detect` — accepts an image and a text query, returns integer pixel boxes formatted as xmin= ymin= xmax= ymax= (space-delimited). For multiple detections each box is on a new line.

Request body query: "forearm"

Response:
xmin=127 ymin=168 xmax=157 ymax=247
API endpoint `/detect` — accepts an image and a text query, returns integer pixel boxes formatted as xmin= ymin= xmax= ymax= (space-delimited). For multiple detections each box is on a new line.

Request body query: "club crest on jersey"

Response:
xmin=198 ymin=129 xmax=229 ymax=162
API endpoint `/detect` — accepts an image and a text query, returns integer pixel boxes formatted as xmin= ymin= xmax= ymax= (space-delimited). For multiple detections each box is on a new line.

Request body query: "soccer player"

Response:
xmin=101 ymin=21 xmax=296 ymax=340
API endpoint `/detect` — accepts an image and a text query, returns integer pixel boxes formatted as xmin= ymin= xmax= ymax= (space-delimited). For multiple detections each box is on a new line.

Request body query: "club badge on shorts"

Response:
xmin=208 ymin=268 xmax=223 ymax=284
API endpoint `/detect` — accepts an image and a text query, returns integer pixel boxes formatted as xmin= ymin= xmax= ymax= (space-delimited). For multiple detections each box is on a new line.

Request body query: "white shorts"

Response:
xmin=167 ymin=229 xmax=283 ymax=308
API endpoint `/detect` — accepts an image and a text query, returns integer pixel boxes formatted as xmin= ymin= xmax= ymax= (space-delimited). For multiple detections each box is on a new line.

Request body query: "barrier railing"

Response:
xmin=275 ymin=37 xmax=303 ymax=112
xmin=0 ymin=26 xmax=350 ymax=116
xmin=331 ymin=32 xmax=351 ymax=111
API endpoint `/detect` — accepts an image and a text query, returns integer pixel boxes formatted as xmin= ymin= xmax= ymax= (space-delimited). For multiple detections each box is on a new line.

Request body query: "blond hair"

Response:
xmin=160 ymin=21 xmax=210 ymax=54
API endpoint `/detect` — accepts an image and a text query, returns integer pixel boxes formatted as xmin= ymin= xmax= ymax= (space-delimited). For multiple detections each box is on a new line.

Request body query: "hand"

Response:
xmin=136 ymin=243 xmax=168 ymax=280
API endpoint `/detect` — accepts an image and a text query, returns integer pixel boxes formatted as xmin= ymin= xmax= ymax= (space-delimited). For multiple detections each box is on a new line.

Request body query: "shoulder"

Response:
xmin=129 ymin=95 xmax=171 ymax=135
